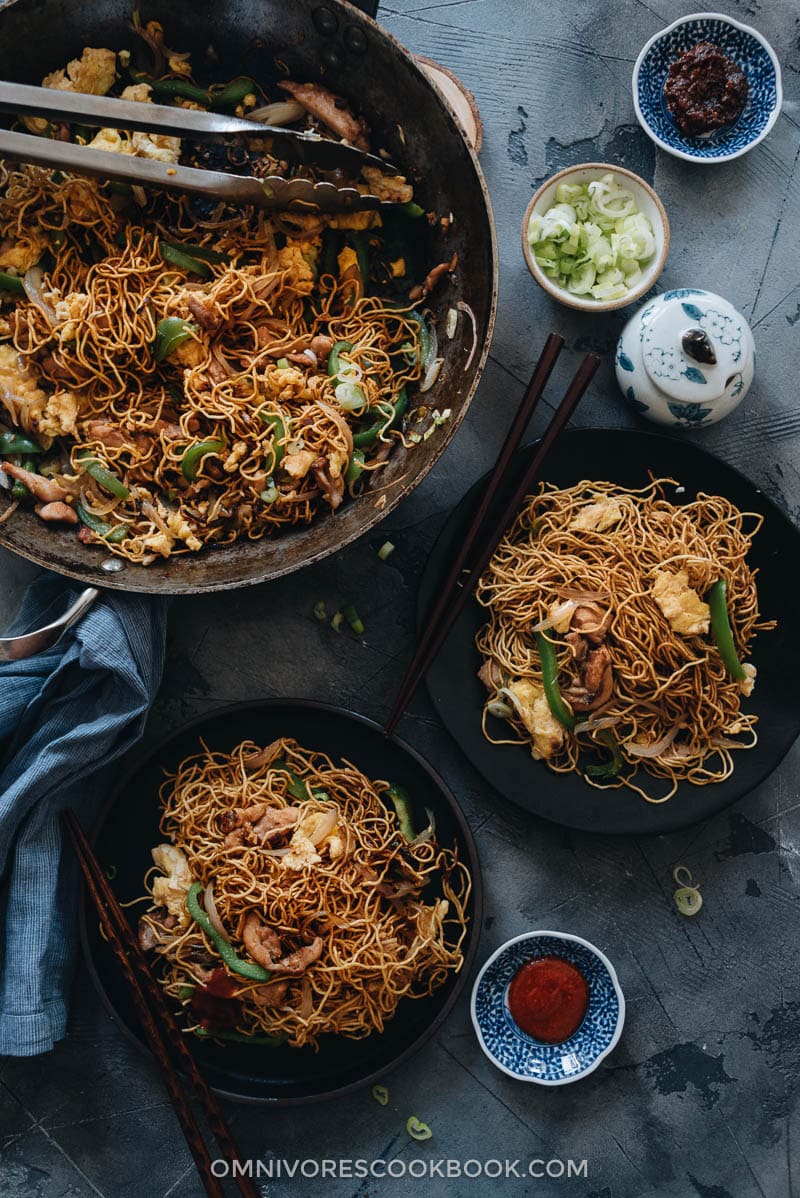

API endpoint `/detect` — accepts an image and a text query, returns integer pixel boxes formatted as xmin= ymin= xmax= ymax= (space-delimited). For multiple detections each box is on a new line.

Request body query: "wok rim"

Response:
xmin=0 ymin=0 xmax=499 ymax=594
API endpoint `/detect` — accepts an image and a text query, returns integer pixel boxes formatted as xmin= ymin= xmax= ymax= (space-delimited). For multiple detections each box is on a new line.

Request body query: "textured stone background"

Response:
xmin=1 ymin=0 xmax=799 ymax=1195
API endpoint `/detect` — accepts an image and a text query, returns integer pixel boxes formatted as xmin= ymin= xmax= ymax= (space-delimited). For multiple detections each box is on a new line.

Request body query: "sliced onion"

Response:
xmin=23 ymin=266 xmax=57 ymax=326
xmin=531 ymin=599 xmax=577 ymax=633
xmin=336 ymin=360 xmax=363 ymax=383
xmin=574 ymin=715 xmax=621 ymax=734
xmin=486 ymin=699 xmax=513 ymax=719
xmin=335 ymin=381 xmax=366 ymax=411
xmin=419 ymin=357 xmax=443 ymax=393
xmin=626 ymin=726 xmax=680 ymax=758
xmin=263 ymin=846 xmax=292 ymax=858
xmin=445 ymin=307 xmax=458 ymax=339
xmin=202 ymin=883 xmax=230 ymax=942
xmin=457 ymin=300 xmax=478 ymax=370
xmin=131 ymin=185 xmax=147 ymax=208
xmin=247 ymin=100 xmax=305 ymax=126
xmin=410 ymin=806 xmax=437 ymax=847
xmin=420 ymin=312 xmax=438 ymax=371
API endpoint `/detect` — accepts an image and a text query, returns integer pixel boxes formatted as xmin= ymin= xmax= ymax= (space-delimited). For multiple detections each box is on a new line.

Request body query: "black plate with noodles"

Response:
xmin=419 ymin=428 xmax=800 ymax=835
xmin=82 ymin=701 xmax=482 ymax=1104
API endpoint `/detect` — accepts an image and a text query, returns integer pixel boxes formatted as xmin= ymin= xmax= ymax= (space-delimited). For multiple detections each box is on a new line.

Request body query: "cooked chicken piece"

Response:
xmin=478 ymin=658 xmax=503 ymax=689
xmin=564 ymin=631 xmax=588 ymax=662
xmin=277 ymin=80 xmax=369 ymax=149
xmin=505 ymin=679 xmax=564 ymax=761
xmin=223 ymin=442 xmax=248 ymax=473
xmin=138 ymin=908 xmax=179 ymax=952
xmin=569 ymin=497 xmax=623 ymax=533
xmin=120 ymin=82 xmax=153 ymax=104
xmin=87 ymin=420 xmax=138 ymax=449
xmin=310 ymin=335 xmax=333 ymax=362
xmin=87 ymin=124 xmax=181 ymax=164
xmin=2 ymin=463 xmax=67 ymax=503
xmin=150 ymin=844 xmax=193 ymax=924
xmin=563 ymin=645 xmax=614 ymax=712
xmin=312 ymin=454 xmax=345 ymax=509
xmin=35 ymin=500 xmax=77 ymax=524
xmin=651 ymin=568 xmax=710 ymax=636
xmin=43 ymin=47 xmax=117 ymax=96
xmin=242 ymin=739 xmax=284 ymax=770
xmin=171 ymin=338 xmax=206 ymax=368
xmin=337 ymin=245 xmax=363 ymax=300
xmin=242 ymin=913 xmax=324 ymax=974
xmin=248 ymin=980 xmax=289 ymax=1009
xmin=221 ymin=803 xmax=300 ymax=848
xmin=186 ymin=294 xmax=223 ymax=333
xmin=570 ymin=603 xmax=612 ymax=645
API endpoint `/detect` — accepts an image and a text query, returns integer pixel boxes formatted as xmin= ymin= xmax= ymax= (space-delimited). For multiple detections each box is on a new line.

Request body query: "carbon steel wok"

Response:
xmin=0 ymin=0 xmax=497 ymax=594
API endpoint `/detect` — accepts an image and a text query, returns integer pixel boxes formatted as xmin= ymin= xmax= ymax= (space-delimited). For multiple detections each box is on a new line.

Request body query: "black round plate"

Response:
xmin=419 ymin=428 xmax=800 ymax=835
xmin=81 ymin=701 xmax=482 ymax=1104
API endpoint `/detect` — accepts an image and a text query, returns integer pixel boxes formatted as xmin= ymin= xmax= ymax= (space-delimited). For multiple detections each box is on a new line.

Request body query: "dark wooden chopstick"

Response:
xmin=63 ymin=810 xmax=259 ymax=1198
xmin=384 ymin=348 xmax=601 ymax=735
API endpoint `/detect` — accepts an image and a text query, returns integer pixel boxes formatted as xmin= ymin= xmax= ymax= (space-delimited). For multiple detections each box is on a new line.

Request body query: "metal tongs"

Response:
xmin=0 ymin=81 xmax=398 ymax=214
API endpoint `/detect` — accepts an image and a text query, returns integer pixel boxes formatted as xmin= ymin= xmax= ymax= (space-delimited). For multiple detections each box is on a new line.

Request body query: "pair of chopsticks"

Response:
xmin=384 ymin=335 xmax=601 ymax=735
xmin=62 ymin=810 xmax=259 ymax=1198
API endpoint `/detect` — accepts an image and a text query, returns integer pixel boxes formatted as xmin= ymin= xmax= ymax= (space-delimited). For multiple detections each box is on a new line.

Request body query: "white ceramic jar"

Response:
xmin=615 ymin=289 xmax=755 ymax=427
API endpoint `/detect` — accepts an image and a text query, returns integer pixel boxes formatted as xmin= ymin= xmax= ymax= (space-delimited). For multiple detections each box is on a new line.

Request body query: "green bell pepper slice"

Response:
xmin=186 ymin=882 xmax=271 ymax=982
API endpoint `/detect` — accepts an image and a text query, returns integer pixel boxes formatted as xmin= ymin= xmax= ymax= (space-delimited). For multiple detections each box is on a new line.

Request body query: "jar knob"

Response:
xmin=681 ymin=328 xmax=717 ymax=365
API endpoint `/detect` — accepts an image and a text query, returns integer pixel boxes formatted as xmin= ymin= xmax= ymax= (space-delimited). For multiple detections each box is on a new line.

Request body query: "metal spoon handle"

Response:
xmin=0 ymin=585 xmax=99 ymax=661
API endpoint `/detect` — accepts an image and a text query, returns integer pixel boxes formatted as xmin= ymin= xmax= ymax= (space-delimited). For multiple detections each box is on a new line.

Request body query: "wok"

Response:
xmin=0 ymin=0 xmax=497 ymax=594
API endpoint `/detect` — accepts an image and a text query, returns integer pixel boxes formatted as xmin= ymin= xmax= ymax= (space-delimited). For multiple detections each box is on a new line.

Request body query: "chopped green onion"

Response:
xmin=0 ymin=432 xmax=42 ymax=455
xmin=584 ymin=729 xmax=623 ymax=779
xmin=193 ymin=1027 xmax=286 ymax=1046
xmin=260 ymin=481 xmax=279 ymax=504
xmin=672 ymin=866 xmax=703 ymax=916
xmin=372 ymin=1084 xmax=389 ymax=1106
xmin=335 ymin=381 xmax=366 ymax=412
xmin=406 ymin=1116 xmax=432 ymax=1142
xmin=181 ymin=438 xmax=225 ymax=481
xmin=403 ymin=200 xmax=426 ymax=219
xmin=154 ymin=316 xmax=198 ymax=362
xmin=343 ymin=605 xmax=364 ymax=635
xmin=77 ymin=452 xmax=130 ymax=499
xmin=177 ymin=984 xmax=195 ymax=1001
xmin=313 ymin=600 xmax=327 ymax=622
xmin=330 ymin=610 xmax=345 ymax=633
xmin=527 ymin=173 xmax=655 ymax=301
xmin=104 ymin=864 xmax=117 ymax=880
xmin=377 ymin=540 xmax=395 ymax=561
xmin=276 ymin=357 xmax=289 ymax=369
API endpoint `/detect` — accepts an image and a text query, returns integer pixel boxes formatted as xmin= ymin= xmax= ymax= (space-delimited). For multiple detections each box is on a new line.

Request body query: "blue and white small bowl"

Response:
xmin=633 ymin=12 xmax=782 ymax=163
xmin=471 ymin=931 xmax=625 ymax=1086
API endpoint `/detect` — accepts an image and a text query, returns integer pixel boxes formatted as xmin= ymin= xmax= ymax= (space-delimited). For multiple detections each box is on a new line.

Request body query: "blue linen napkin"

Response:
xmin=0 ymin=572 xmax=168 ymax=1056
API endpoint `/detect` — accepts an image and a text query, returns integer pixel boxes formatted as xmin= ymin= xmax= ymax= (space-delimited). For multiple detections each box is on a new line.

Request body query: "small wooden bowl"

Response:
xmin=521 ymin=162 xmax=670 ymax=313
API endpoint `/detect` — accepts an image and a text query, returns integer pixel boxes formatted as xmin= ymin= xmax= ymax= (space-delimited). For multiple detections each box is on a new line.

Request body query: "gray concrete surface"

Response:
xmin=1 ymin=0 xmax=800 ymax=1195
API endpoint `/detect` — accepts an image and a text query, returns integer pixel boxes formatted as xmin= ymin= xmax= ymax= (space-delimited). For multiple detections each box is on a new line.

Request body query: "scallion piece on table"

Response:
xmin=342 ymin=605 xmax=364 ymax=635
xmin=377 ymin=541 xmax=395 ymax=561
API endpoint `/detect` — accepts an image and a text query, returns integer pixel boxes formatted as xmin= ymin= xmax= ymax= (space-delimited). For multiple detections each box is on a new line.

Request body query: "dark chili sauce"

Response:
xmin=663 ymin=41 xmax=748 ymax=138
xmin=507 ymin=956 xmax=589 ymax=1043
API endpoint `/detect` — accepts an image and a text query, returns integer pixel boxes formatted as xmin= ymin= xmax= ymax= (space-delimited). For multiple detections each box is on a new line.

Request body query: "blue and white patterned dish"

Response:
xmin=633 ymin=12 xmax=782 ymax=163
xmin=470 ymin=932 xmax=625 ymax=1086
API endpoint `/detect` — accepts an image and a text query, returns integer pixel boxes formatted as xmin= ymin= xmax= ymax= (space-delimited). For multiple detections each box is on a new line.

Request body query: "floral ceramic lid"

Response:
xmin=642 ymin=292 xmax=748 ymax=402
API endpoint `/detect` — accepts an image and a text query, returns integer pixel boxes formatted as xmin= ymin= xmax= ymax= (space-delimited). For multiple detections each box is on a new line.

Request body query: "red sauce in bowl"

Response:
xmin=507 ymin=956 xmax=589 ymax=1043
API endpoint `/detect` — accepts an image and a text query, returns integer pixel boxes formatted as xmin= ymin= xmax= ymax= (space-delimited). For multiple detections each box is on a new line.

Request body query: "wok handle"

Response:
xmin=0 ymin=585 xmax=99 ymax=661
